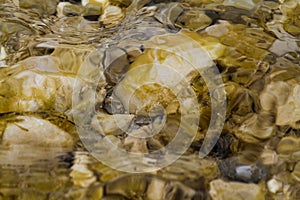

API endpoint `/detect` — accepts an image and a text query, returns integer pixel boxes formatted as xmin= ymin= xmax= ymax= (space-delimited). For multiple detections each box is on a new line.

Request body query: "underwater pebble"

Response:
xmin=205 ymin=21 xmax=229 ymax=37
xmin=2 ymin=116 xmax=74 ymax=147
xmin=17 ymin=0 xmax=58 ymax=15
xmin=291 ymin=162 xmax=300 ymax=183
xmin=91 ymin=113 xmax=134 ymax=135
xmin=209 ymin=179 xmax=266 ymax=200
xmin=99 ymin=5 xmax=124 ymax=27
xmin=267 ymin=178 xmax=283 ymax=194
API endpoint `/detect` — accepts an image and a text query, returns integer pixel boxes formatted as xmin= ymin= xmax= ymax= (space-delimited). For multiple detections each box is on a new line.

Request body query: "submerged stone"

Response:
xmin=91 ymin=113 xmax=134 ymax=136
xmin=176 ymin=9 xmax=212 ymax=31
xmin=281 ymin=0 xmax=300 ymax=36
xmin=99 ymin=5 xmax=124 ymax=27
xmin=0 ymin=45 xmax=106 ymax=115
xmin=291 ymin=162 xmax=300 ymax=183
xmin=0 ymin=0 xmax=299 ymax=198
xmin=17 ymin=0 xmax=59 ymax=15
xmin=104 ymin=174 xmax=196 ymax=200
xmin=109 ymin=0 xmax=133 ymax=7
xmin=219 ymin=157 xmax=268 ymax=183
xmin=57 ymin=2 xmax=85 ymax=17
xmin=276 ymin=136 xmax=300 ymax=161
xmin=112 ymin=31 xmax=215 ymax=114
xmin=209 ymin=179 xmax=266 ymax=200
xmin=267 ymin=177 xmax=283 ymax=194
xmin=83 ymin=3 xmax=103 ymax=20
xmin=2 ymin=115 xmax=74 ymax=147
xmin=70 ymin=152 xmax=97 ymax=188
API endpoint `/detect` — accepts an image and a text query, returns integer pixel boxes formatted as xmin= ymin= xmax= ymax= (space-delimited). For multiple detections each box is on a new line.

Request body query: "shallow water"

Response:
xmin=0 ymin=0 xmax=300 ymax=199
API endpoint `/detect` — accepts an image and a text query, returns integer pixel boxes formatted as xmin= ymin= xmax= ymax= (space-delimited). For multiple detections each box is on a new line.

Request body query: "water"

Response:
xmin=0 ymin=0 xmax=300 ymax=199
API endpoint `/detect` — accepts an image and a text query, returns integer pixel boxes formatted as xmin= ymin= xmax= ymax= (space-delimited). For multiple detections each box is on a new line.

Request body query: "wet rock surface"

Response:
xmin=0 ymin=0 xmax=300 ymax=199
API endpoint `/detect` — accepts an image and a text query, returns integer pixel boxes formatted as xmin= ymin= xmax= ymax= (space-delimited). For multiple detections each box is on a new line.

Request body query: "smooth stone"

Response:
xmin=267 ymin=178 xmax=283 ymax=193
xmin=234 ymin=113 xmax=275 ymax=143
xmin=99 ymin=5 xmax=124 ymax=28
xmin=205 ymin=21 xmax=230 ymax=37
xmin=223 ymin=0 xmax=259 ymax=10
xmin=17 ymin=0 xmax=59 ymax=15
xmin=70 ymin=153 xmax=96 ymax=187
xmin=57 ymin=2 xmax=72 ymax=17
xmin=176 ymin=10 xmax=212 ymax=31
xmin=113 ymin=31 xmax=215 ymax=114
xmin=103 ymin=47 xmax=130 ymax=85
xmin=277 ymin=136 xmax=300 ymax=154
xmin=91 ymin=113 xmax=134 ymax=136
xmin=276 ymin=136 xmax=300 ymax=161
xmin=146 ymin=178 xmax=167 ymax=200
xmin=159 ymin=156 xmax=220 ymax=182
xmin=83 ymin=3 xmax=103 ymax=18
xmin=70 ymin=163 xmax=96 ymax=187
xmin=0 ymin=56 xmax=76 ymax=113
xmin=260 ymin=149 xmax=278 ymax=165
xmin=291 ymin=162 xmax=300 ymax=182
xmin=2 ymin=116 xmax=74 ymax=147
xmin=209 ymin=179 xmax=265 ymax=200
xmin=270 ymin=39 xmax=299 ymax=56
xmin=64 ymin=4 xmax=85 ymax=17
xmin=154 ymin=3 xmax=184 ymax=29
xmin=0 ymin=46 xmax=7 ymax=67
xmin=274 ymin=82 xmax=300 ymax=128
xmin=105 ymin=175 xmax=196 ymax=199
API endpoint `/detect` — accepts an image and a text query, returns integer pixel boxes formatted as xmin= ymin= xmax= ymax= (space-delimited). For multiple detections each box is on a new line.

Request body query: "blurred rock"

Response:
xmin=103 ymin=47 xmax=130 ymax=85
xmin=57 ymin=2 xmax=84 ymax=17
xmin=70 ymin=152 xmax=97 ymax=188
xmin=219 ymin=157 xmax=268 ymax=183
xmin=223 ymin=0 xmax=259 ymax=10
xmin=17 ymin=0 xmax=59 ymax=15
xmin=209 ymin=179 xmax=266 ymax=200
xmin=154 ymin=3 xmax=184 ymax=30
xmin=281 ymin=0 xmax=300 ymax=36
xmin=110 ymin=0 xmax=133 ymax=8
xmin=2 ymin=115 xmax=74 ymax=147
xmin=159 ymin=156 xmax=220 ymax=183
xmin=291 ymin=162 xmax=300 ymax=182
xmin=83 ymin=3 xmax=103 ymax=21
xmin=176 ymin=9 xmax=212 ymax=31
xmin=91 ymin=112 xmax=134 ymax=135
xmin=105 ymin=174 xmax=196 ymax=200
xmin=276 ymin=136 xmax=300 ymax=162
xmin=267 ymin=177 xmax=283 ymax=194
xmin=0 ymin=46 xmax=106 ymax=115
xmin=260 ymin=149 xmax=278 ymax=165
xmin=100 ymin=5 xmax=124 ymax=27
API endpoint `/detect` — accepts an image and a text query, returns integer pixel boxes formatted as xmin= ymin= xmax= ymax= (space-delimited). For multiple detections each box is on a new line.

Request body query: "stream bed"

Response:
xmin=0 ymin=0 xmax=300 ymax=199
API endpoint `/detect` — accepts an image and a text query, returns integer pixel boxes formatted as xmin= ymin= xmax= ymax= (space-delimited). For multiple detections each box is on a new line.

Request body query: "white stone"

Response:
xmin=0 ymin=46 xmax=7 ymax=68
xmin=270 ymin=39 xmax=299 ymax=56
xmin=223 ymin=0 xmax=257 ymax=10
xmin=2 ymin=116 xmax=74 ymax=147
xmin=205 ymin=21 xmax=229 ymax=37
xmin=267 ymin=178 xmax=283 ymax=194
